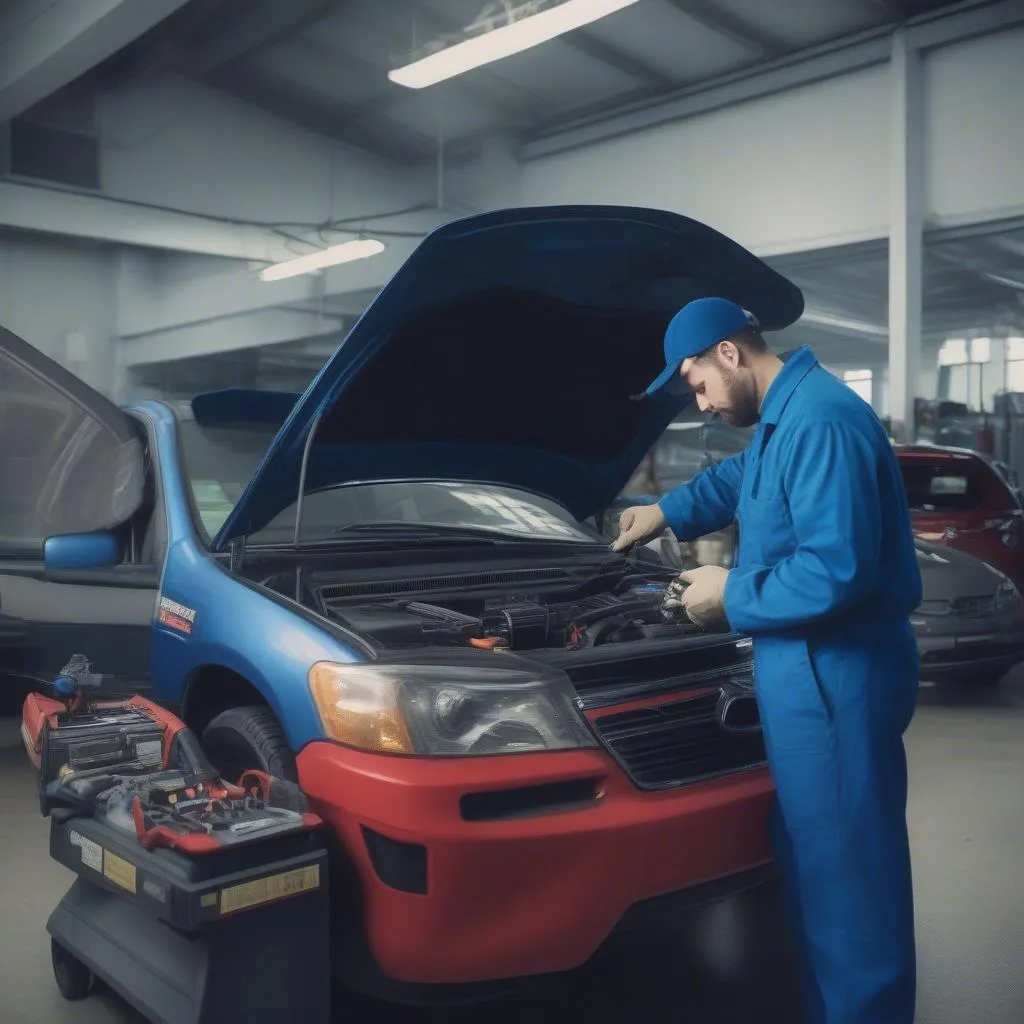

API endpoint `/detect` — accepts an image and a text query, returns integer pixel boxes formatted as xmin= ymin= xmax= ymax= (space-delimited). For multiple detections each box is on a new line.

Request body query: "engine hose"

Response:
xmin=579 ymin=616 xmax=632 ymax=648
xmin=571 ymin=597 xmax=661 ymax=629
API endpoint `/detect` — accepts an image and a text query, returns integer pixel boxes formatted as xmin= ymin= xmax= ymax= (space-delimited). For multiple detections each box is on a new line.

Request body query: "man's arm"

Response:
xmin=723 ymin=421 xmax=881 ymax=634
xmin=659 ymin=450 xmax=746 ymax=541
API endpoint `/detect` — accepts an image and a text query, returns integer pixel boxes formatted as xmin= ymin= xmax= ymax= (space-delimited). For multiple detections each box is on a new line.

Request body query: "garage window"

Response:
xmin=842 ymin=369 xmax=873 ymax=405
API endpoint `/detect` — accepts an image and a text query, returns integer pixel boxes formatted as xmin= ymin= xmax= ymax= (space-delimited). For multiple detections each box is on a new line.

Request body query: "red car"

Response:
xmin=895 ymin=446 xmax=1024 ymax=588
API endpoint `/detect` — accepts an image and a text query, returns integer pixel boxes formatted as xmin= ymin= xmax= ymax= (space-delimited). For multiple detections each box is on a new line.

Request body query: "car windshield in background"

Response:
xmin=900 ymin=463 xmax=984 ymax=511
xmin=176 ymin=421 xmax=602 ymax=545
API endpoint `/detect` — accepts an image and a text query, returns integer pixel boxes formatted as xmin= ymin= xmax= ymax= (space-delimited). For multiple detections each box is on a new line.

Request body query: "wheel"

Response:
xmin=51 ymin=938 xmax=95 ymax=1000
xmin=200 ymin=705 xmax=297 ymax=785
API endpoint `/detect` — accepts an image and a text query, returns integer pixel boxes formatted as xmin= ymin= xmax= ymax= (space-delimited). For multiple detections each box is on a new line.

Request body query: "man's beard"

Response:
xmin=715 ymin=367 xmax=760 ymax=428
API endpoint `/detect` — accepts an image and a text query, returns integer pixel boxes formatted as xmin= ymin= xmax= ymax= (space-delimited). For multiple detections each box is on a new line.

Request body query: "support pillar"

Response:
xmin=887 ymin=28 xmax=925 ymax=444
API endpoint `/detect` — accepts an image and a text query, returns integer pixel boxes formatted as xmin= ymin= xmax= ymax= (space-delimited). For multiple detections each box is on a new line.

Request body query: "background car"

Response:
xmin=615 ymin=434 xmax=1024 ymax=685
xmin=896 ymin=444 xmax=1024 ymax=590
xmin=912 ymin=539 xmax=1024 ymax=685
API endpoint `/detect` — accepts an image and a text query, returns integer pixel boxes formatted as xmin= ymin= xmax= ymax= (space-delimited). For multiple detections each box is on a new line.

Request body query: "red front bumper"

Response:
xmin=296 ymin=741 xmax=773 ymax=985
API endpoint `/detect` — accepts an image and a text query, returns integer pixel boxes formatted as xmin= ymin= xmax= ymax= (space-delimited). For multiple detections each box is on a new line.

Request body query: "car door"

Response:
xmin=0 ymin=325 xmax=159 ymax=708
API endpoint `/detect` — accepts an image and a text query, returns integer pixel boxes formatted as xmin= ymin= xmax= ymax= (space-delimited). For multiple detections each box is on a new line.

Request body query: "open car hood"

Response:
xmin=209 ymin=206 xmax=804 ymax=551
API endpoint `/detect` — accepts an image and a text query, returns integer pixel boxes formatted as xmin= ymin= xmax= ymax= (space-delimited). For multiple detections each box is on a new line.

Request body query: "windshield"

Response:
xmin=176 ymin=421 xmax=602 ymax=545
xmin=899 ymin=462 xmax=986 ymax=512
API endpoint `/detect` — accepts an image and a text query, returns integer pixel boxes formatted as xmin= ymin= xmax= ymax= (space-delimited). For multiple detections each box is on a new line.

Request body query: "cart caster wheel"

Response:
xmin=52 ymin=938 xmax=96 ymax=1000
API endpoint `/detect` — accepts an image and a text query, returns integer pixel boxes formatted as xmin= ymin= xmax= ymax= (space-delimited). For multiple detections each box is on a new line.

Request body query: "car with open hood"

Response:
xmin=1 ymin=205 xmax=805 ymax=1003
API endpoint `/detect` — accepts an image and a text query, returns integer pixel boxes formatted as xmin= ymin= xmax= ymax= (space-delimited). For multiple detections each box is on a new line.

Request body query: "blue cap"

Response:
xmin=643 ymin=297 xmax=760 ymax=397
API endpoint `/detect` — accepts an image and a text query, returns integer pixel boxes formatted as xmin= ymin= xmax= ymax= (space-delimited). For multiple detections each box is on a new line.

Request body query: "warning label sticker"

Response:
xmin=103 ymin=851 xmax=137 ymax=894
xmin=219 ymin=865 xmax=320 ymax=915
xmin=69 ymin=830 xmax=102 ymax=873
xmin=157 ymin=596 xmax=197 ymax=635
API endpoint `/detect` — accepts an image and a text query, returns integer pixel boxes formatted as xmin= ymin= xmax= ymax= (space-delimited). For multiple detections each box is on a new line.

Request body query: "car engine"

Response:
xmin=321 ymin=574 xmax=705 ymax=652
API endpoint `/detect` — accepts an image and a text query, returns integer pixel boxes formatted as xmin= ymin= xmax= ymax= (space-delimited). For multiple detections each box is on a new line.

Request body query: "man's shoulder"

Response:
xmin=788 ymin=366 xmax=887 ymax=436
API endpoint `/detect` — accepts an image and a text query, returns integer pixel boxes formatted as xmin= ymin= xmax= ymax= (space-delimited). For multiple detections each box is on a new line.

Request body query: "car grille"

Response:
xmin=951 ymin=595 xmax=999 ymax=616
xmin=919 ymin=594 xmax=1008 ymax=618
xmin=593 ymin=689 xmax=767 ymax=791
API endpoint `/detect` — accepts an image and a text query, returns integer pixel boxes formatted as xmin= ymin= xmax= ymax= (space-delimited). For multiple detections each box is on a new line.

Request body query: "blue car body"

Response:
xmin=130 ymin=398 xmax=344 ymax=748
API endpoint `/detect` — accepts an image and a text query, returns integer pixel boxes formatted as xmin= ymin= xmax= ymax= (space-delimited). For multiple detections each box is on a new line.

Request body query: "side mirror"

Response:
xmin=44 ymin=532 xmax=120 ymax=572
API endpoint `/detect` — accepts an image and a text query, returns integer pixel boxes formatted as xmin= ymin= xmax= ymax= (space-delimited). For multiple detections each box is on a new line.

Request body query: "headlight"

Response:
xmin=307 ymin=661 xmax=597 ymax=757
xmin=994 ymin=580 xmax=1020 ymax=610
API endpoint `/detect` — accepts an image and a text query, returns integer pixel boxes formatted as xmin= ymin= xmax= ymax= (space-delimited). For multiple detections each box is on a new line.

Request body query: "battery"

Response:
xmin=39 ymin=706 xmax=165 ymax=791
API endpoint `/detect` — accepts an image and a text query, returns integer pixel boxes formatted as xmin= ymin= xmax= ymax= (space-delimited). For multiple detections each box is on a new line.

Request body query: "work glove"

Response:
xmin=610 ymin=504 xmax=667 ymax=552
xmin=679 ymin=565 xmax=732 ymax=632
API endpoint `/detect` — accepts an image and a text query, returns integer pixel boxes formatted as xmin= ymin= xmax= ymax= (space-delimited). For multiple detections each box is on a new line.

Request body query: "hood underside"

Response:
xmin=209 ymin=206 xmax=804 ymax=550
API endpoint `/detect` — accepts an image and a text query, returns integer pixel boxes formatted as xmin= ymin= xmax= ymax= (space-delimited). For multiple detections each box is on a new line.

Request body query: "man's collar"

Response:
xmin=758 ymin=346 xmax=818 ymax=426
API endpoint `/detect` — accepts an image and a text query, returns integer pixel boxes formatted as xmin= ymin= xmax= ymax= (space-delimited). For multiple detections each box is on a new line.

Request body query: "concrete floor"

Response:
xmin=2 ymin=673 xmax=1023 ymax=1024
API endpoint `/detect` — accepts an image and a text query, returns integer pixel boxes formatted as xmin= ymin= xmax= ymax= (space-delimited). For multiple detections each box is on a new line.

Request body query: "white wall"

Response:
xmin=521 ymin=66 xmax=891 ymax=256
xmin=98 ymin=71 xmax=430 ymax=225
xmin=925 ymin=25 xmax=1024 ymax=228
xmin=522 ymin=22 xmax=1024 ymax=255
xmin=0 ymin=230 xmax=119 ymax=395
xmin=2 ymin=70 xmax=436 ymax=386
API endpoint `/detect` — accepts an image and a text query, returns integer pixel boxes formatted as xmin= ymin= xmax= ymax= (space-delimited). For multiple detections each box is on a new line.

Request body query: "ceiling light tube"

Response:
xmin=259 ymin=238 xmax=386 ymax=282
xmin=389 ymin=0 xmax=641 ymax=89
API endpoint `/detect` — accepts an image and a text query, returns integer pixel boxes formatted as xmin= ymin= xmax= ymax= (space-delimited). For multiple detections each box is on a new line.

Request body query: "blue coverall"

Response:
xmin=659 ymin=346 xmax=923 ymax=1024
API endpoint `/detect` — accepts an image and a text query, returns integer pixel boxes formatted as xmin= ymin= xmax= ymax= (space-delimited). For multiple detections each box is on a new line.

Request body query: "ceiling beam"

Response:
xmin=568 ymin=29 xmax=678 ymax=89
xmin=929 ymin=248 xmax=1024 ymax=294
xmin=662 ymin=0 xmax=787 ymax=59
xmin=865 ymin=0 xmax=909 ymax=23
xmin=0 ymin=179 xmax=297 ymax=261
xmin=183 ymin=0 xmax=341 ymax=74
xmin=206 ymin=61 xmax=436 ymax=164
xmin=120 ymin=309 xmax=346 ymax=367
xmin=0 ymin=0 xmax=193 ymax=122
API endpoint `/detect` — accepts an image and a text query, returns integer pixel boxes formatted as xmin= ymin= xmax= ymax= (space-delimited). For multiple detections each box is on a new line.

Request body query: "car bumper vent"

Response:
xmin=594 ymin=691 xmax=767 ymax=791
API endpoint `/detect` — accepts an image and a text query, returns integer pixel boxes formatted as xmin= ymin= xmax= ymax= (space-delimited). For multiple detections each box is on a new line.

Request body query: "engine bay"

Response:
xmin=317 ymin=571 xmax=706 ymax=652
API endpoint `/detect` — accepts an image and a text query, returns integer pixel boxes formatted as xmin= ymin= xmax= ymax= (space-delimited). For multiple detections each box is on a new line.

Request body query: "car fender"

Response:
xmin=150 ymin=539 xmax=365 ymax=751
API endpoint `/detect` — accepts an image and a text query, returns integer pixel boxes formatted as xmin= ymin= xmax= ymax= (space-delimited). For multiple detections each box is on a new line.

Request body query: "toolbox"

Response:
xmin=47 ymin=799 xmax=330 ymax=1024
xmin=23 ymin=673 xmax=332 ymax=1024
xmin=47 ymin=812 xmax=330 ymax=1024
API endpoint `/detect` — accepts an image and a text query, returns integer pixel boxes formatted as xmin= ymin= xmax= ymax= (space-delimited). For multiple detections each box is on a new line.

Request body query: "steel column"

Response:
xmin=887 ymin=28 xmax=925 ymax=443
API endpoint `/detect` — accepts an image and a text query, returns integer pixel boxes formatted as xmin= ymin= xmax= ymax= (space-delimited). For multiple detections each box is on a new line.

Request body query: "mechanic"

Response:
xmin=612 ymin=297 xmax=923 ymax=1024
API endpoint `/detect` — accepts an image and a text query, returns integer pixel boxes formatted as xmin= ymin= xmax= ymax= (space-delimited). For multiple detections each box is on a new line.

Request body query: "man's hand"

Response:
xmin=610 ymin=504 xmax=667 ymax=552
xmin=679 ymin=565 xmax=731 ymax=631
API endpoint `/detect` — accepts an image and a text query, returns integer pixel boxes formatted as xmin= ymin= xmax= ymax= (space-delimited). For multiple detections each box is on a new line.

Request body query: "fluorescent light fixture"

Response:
xmin=389 ymin=0 xmax=641 ymax=89
xmin=259 ymin=238 xmax=386 ymax=282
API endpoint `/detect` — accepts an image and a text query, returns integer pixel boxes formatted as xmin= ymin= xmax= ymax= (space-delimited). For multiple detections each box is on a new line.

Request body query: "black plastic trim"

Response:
xmin=361 ymin=826 xmax=428 ymax=895
xmin=460 ymin=778 xmax=600 ymax=822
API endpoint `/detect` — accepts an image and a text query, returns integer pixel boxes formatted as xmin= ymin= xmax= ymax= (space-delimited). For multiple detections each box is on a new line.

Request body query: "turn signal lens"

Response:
xmin=308 ymin=662 xmax=414 ymax=754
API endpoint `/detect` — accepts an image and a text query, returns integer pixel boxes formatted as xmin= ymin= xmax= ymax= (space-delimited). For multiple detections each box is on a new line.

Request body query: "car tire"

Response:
xmin=200 ymin=705 xmax=297 ymax=785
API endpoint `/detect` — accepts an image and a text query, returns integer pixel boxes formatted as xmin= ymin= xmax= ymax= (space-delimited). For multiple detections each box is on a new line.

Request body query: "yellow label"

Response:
xmin=219 ymin=865 xmax=320 ymax=916
xmin=200 ymin=893 xmax=218 ymax=908
xmin=103 ymin=851 xmax=137 ymax=894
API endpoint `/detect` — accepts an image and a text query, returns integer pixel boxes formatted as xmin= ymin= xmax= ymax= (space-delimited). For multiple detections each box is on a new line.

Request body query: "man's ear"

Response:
xmin=717 ymin=339 xmax=741 ymax=368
